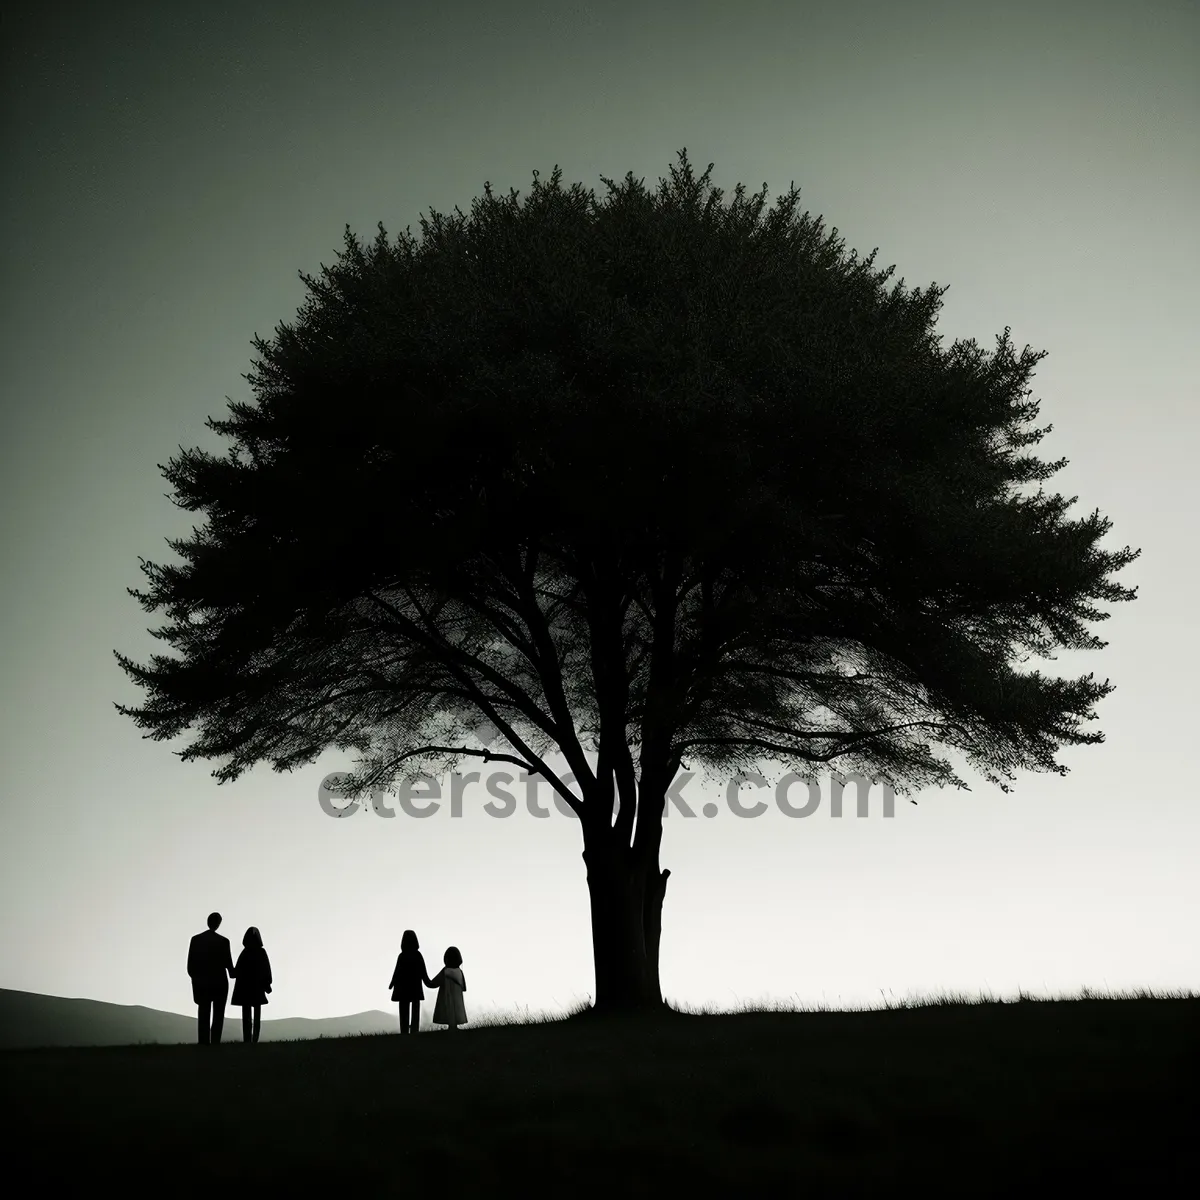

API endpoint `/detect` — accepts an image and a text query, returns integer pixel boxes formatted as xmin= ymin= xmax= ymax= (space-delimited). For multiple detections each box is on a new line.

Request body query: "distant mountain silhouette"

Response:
xmin=0 ymin=988 xmax=399 ymax=1049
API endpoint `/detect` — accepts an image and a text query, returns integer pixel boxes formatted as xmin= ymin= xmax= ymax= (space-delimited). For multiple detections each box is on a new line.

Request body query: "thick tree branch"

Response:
xmin=718 ymin=659 xmax=879 ymax=685
xmin=351 ymin=743 xmax=546 ymax=796
xmin=633 ymin=556 xmax=681 ymax=854
xmin=361 ymin=590 xmax=583 ymax=811
xmin=731 ymin=715 xmax=952 ymax=743
xmin=510 ymin=563 xmax=597 ymax=795
xmin=674 ymin=719 xmax=962 ymax=763
xmin=363 ymin=590 xmax=560 ymax=741
xmin=582 ymin=553 xmax=639 ymax=844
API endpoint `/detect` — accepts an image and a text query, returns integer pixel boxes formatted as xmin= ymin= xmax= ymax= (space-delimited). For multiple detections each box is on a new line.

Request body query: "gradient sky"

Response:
xmin=2 ymin=0 xmax=1196 ymax=1022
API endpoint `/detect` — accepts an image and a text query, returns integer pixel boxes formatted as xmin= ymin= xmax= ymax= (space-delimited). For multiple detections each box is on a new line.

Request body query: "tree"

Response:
xmin=115 ymin=149 xmax=1139 ymax=1014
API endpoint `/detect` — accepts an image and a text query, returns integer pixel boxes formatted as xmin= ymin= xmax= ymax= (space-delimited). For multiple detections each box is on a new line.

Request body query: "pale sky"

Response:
xmin=1 ymin=0 xmax=1196 ymax=1021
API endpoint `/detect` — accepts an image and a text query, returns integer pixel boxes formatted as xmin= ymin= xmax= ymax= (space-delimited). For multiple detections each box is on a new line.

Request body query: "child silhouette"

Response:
xmin=429 ymin=946 xmax=467 ymax=1031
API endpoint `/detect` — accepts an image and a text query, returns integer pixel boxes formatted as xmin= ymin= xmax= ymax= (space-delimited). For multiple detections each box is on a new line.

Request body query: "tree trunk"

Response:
xmin=582 ymin=829 xmax=671 ymax=1014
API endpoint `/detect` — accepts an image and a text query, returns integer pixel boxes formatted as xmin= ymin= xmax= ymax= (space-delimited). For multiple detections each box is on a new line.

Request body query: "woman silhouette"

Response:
xmin=389 ymin=930 xmax=435 ymax=1034
xmin=231 ymin=927 xmax=272 ymax=1044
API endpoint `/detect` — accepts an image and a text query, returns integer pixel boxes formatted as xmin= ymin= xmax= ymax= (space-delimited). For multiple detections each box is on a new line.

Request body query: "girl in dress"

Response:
xmin=231 ymin=926 xmax=272 ymax=1044
xmin=430 ymin=946 xmax=467 ymax=1031
xmin=389 ymin=929 xmax=435 ymax=1034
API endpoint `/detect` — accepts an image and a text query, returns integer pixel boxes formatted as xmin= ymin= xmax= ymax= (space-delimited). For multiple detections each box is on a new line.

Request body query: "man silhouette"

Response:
xmin=188 ymin=912 xmax=235 ymax=1045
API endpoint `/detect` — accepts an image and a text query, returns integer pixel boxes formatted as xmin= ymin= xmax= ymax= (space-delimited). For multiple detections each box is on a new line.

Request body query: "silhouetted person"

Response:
xmin=389 ymin=929 xmax=435 ymax=1034
xmin=232 ymin=926 xmax=272 ymax=1044
xmin=430 ymin=946 xmax=467 ymax=1031
xmin=187 ymin=912 xmax=235 ymax=1045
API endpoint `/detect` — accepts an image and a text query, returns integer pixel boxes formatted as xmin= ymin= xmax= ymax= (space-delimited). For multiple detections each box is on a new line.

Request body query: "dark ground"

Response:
xmin=5 ymin=997 xmax=1196 ymax=1194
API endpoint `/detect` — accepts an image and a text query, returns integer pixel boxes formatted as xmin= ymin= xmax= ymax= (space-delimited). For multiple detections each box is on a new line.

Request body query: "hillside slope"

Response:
xmin=0 ymin=988 xmax=398 ymax=1048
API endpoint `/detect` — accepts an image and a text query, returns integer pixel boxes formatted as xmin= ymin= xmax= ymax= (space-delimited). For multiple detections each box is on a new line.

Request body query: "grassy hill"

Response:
xmin=0 ymin=987 xmax=397 ymax=1048
xmin=5 ymin=992 xmax=1197 ymax=1193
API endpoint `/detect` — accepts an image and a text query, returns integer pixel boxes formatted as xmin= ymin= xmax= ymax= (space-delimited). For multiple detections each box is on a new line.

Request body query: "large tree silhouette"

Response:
xmin=115 ymin=150 xmax=1138 ymax=1013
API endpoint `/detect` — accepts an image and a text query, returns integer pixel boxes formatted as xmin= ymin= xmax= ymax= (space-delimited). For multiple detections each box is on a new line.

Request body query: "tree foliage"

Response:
xmin=116 ymin=150 xmax=1137 ymax=825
